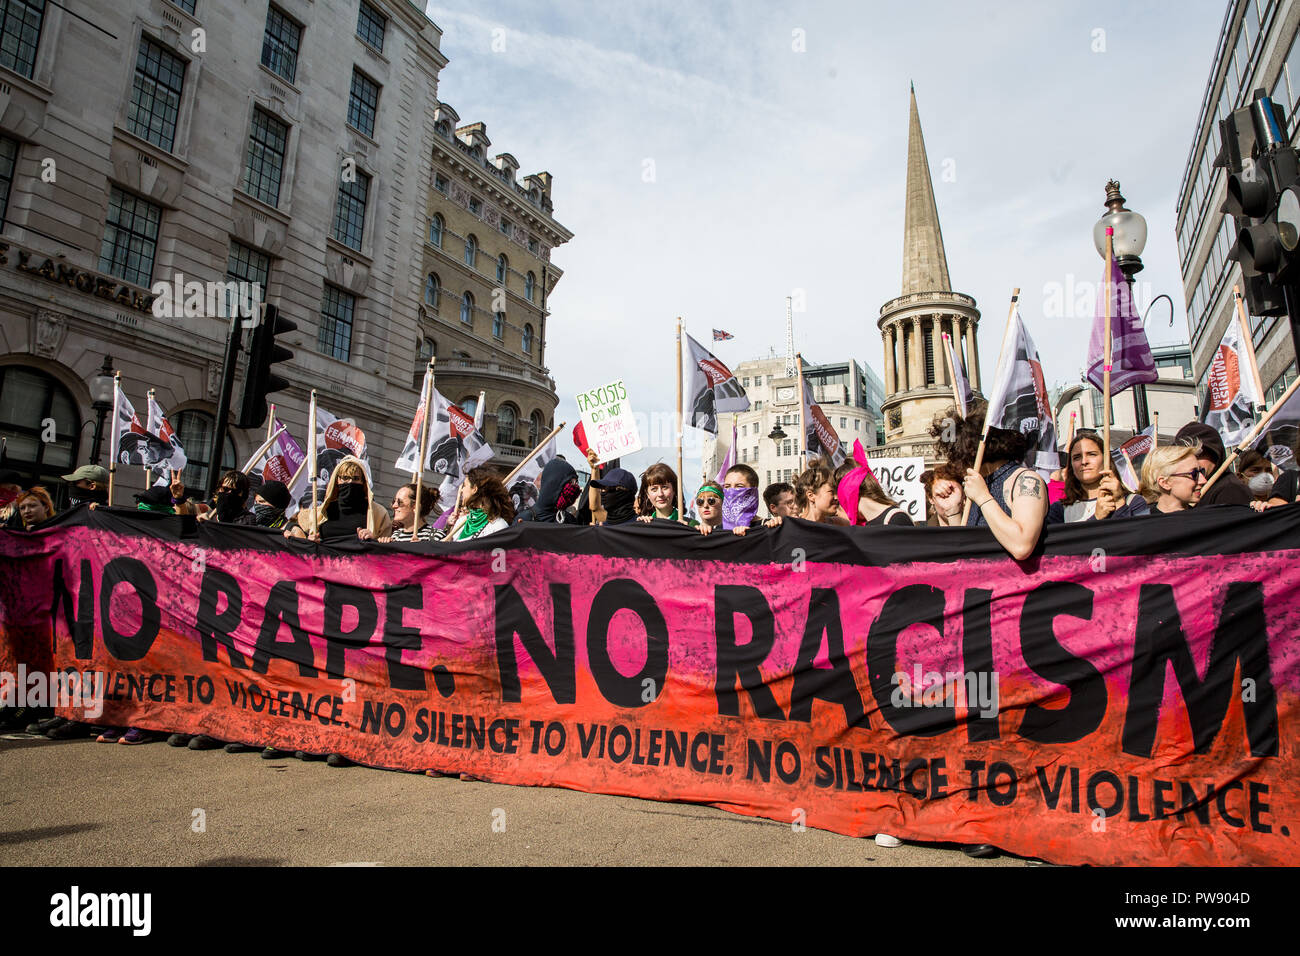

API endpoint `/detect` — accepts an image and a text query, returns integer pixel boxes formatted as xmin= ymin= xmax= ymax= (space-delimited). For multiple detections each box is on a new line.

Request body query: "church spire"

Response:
xmin=901 ymin=86 xmax=951 ymax=295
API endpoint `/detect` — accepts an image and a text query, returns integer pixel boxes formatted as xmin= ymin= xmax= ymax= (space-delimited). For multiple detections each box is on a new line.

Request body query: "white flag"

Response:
xmin=314 ymin=405 xmax=373 ymax=490
xmin=111 ymin=381 xmax=171 ymax=469
xmin=146 ymin=393 xmax=187 ymax=483
xmin=1203 ymin=318 xmax=1262 ymax=448
xmin=395 ymin=366 xmax=433 ymax=474
xmin=509 ymin=434 xmax=557 ymax=512
xmin=426 ymin=389 xmax=494 ymax=501
xmin=985 ymin=308 xmax=1058 ymax=476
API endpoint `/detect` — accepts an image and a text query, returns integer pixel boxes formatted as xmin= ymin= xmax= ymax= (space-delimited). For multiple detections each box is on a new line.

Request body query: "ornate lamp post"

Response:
xmin=1093 ymin=181 xmax=1151 ymax=430
xmin=88 ymin=355 xmax=114 ymax=464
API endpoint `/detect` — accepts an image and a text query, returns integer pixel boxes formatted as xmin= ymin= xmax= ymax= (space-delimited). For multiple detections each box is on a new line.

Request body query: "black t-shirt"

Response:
xmin=1271 ymin=469 xmax=1299 ymax=503
xmin=1199 ymin=471 xmax=1254 ymax=507
xmin=866 ymin=507 xmax=914 ymax=526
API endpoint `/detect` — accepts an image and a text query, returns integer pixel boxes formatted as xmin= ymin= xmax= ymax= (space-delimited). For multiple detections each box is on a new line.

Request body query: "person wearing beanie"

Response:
xmin=588 ymin=466 xmax=639 ymax=526
xmin=252 ymin=479 xmax=291 ymax=529
xmin=1173 ymin=422 xmax=1253 ymax=507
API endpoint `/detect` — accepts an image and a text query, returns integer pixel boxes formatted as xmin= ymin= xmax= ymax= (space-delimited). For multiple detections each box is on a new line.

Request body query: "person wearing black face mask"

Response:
xmin=197 ymin=470 xmax=256 ymax=525
xmin=251 ymin=480 xmax=291 ymax=529
xmin=61 ymin=465 xmax=110 ymax=510
xmin=286 ymin=456 xmax=391 ymax=541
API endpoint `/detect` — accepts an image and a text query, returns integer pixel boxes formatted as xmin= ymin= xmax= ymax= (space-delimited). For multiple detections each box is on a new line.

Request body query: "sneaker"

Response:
xmin=95 ymin=728 xmax=123 ymax=743
xmin=188 ymin=734 xmax=220 ymax=751
xmin=961 ymin=844 xmax=999 ymax=859
xmin=47 ymin=720 xmax=90 ymax=740
xmin=28 ymin=716 xmax=66 ymax=735
xmin=260 ymin=746 xmax=291 ymax=760
xmin=166 ymin=733 xmax=192 ymax=747
xmin=295 ymin=751 xmax=324 ymax=761
xmin=874 ymin=833 xmax=903 ymax=848
xmin=0 ymin=707 xmax=31 ymax=731
xmin=118 ymin=728 xmax=150 ymax=745
xmin=325 ymin=753 xmax=352 ymax=768
xmin=224 ymin=742 xmax=254 ymax=754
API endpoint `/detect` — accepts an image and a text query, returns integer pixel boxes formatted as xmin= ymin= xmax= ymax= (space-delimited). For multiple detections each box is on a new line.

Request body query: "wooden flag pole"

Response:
xmin=675 ymin=317 xmax=685 ymax=520
xmin=941 ymin=332 xmax=963 ymax=412
xmin=144 ymin=388 xmax=155 ymax=487
xmin=412 ymin=358 xmax=436 ymax=531
xmin=1102 ymin=228 xmax=1115 ymax=465
xmin=108 ymin=372 xmax=121 ymax=506
xmin=1233 ymin=285 xmax=1267 ymax=402
xmin=960 ymin=288 xmax=1020 ymax=524
xmin=266 ymin=403 xmax=277 ymax=443
xmin=240 ymin=427 xmax=287 ymax=474
xmin=366 ymin=462 xmax=375 ymax=536
xmin=1068 ymin=411 xmax=1077 ymax=447
xmin=1202 ymin=372 xmax=1300 ymax=494
xmin=446 ymin=420 xmax=567 ymax=543
xmin=307 ymin=389 xmax=319 ymax=537
xmin=1152 ymin=411 xmax=1159 ymax=449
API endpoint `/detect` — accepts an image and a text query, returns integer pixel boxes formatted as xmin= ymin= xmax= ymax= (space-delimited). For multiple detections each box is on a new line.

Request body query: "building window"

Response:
xmin=424 ymin=273 xmax=439 ymax=310
xmin=261 ymin=4 xmax=301 ymax=84
xmin=0 ymin=366 xmax=79 ymax=499
xmin=754 ymin=375 xmax=762 ymax=386
xmin=493 ymin=312 xmax=504 ymax=339
xmin=429 ymin=214 xmax=443 ymax=247
xmin=0 ymin=0 xmax=44 ymax=80
xmin=469 ymin=196 xmax=482 ymax=215
xmin=174 ymin=409 xmax=236 ymax=494
xmin=528 ymin=236 xmax=539 ymax=254
xmin=923 ymin=328 xmax=935 ymax=384
xmin=434 ymin=172 xmax=448 ymax=194
xmin=242 ymin=107 xmax=288 ymax=207
xmin=496 ymin=253 xmax=507 ymax=284
xmin=1266 ymin=362 xmax=1298 ymax=407
xmin=525 ymin=271 xmax=535 ymax=302
xmin=318 ymin=285 xmax=355 ymax=362
xmin=168 ymin=0 xmax=196 ymax=13
xmin=331 ymin=166 xmax=369 ymax=251
xmin=460 ymin=291 xmax=473 ymax=326
xmin=0 ymin=135 xmax=16 ymax=227
xmin=347 ymin=69 xmax=380 ymax=139
xmin=840 ymin=417 xmax=847 ymax=429
xmin=356 ymin=0 xmax=385 ymax=52
xmin=742 ymin=377 xmax=749 ymax=387
xmin=99 ymin=187 xmax=160 ymax=287
xmin=496 ymin=404 xmax=517 ymax=445
xmin=226 ymin=241 xmax=270 ymax=315
xmin=782 ymin=439 xmax=792 ymax=457
xmin=459 ymin=395 xmax=478 ymax=420
xmin=529 ymin=410 xmax=545 ymax=444
xmin=521 ymin=323 xmax=533 ymax=354
xmin=752 ymin=445 xmax=758 ymax=461
xmin=499 ymin=217 xmax=511 ymax=235
xmin=128 ymin=36 xmax=186 ymax=152
xmin=464 ymin=234 xmax=477 ymax=268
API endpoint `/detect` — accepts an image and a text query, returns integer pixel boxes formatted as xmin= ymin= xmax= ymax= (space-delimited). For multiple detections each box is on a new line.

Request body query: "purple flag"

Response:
xmin=1086 ymin=257 xmax=1158 ymax=395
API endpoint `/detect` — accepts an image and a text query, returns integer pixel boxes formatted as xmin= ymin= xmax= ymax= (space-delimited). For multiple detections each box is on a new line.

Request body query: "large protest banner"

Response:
xmin=2 ymin=506 xmax=1296 ymax=866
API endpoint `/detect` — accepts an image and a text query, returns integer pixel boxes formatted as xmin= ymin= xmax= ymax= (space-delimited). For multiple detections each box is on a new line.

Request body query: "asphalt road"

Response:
xmin=0 ymin=732 xmax=1032 ymax=866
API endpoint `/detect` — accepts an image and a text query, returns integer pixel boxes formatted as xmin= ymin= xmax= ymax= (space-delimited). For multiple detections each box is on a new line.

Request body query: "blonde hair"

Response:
xmin=1140 ymin=442 xmax=1200 ymax=503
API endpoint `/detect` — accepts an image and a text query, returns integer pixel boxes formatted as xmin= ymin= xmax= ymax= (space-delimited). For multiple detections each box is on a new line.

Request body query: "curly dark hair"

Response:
xmin=217 ymin=469 xmax=250 ymax=505
xmin=464 ymin=466 xmax=516 ymax=523
xmin=929 ymin=401 xmax=1028 ymax=470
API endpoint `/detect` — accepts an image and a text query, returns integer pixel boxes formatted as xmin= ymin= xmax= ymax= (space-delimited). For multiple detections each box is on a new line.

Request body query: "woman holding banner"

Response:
xmin=435 ymin=467 xmax=514 ymax=541
xmin=1046 ymin=431 xmax=1148 ymax=523
xmin=287 ymin=456 xmax=391 ymax=541
xmin=635 ymin=463 xmax=686 ymax=524
xmin=364 ymin=482 xmax=437 ymax=542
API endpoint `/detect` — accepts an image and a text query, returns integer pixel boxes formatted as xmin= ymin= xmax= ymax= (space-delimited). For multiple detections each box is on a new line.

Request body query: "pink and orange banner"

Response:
xmin=2 ymin=505 xmax=1296 ymax=866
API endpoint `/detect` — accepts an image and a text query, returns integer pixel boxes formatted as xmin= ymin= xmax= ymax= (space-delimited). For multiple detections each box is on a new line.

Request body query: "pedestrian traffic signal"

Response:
xmin=237 ymin=303 xmax=296 ymax=430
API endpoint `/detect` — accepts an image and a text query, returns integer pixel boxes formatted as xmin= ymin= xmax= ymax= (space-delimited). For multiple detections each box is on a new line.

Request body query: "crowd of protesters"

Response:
xmin=1 ymin=399 xmax=1296 ymax=851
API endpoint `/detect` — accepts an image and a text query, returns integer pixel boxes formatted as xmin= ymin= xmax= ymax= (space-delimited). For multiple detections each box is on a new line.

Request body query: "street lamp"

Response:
xmin=1094 ymin=181 xmax=1151 ymax=431
xmin=767 ymin=422 xmax=787 ymax=447
xmin=88 ymin=355 xmax=113 ymax=464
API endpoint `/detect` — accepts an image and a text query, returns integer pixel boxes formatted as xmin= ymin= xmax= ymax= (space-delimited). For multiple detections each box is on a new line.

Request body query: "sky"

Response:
xmin=422 ymin=0 xmax=1228 ymax=477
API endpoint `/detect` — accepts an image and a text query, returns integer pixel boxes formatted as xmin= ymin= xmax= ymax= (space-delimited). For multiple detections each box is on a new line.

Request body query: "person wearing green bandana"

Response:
xmin=695 ymin=481 xmax=724 ymax=535
xmin=435 ymin=466 xmax=515 ymax=541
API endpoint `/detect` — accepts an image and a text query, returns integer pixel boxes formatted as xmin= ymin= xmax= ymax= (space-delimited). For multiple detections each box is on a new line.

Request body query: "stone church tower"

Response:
xmin=877 ymin=86 xmax=982 ymax=462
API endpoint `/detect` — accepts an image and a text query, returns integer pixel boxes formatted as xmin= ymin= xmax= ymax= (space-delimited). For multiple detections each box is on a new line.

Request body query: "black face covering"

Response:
xmin=602 ymin=488 xmax=637 ymax=525
xmin=337 ymin=483 xmax=368 ymax=514
xmin=69 ymin=486 xmax=109 ymax=508
xmin=253 ymin=503 xmax=284 ymax=527
xmin=215 ymin=490 xmax=244 ymax=522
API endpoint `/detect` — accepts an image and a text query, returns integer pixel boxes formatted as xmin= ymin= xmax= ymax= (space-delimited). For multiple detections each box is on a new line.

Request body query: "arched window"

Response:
xmin=435 ymin=120 xmax=450 ymax=136
xmin=464 ymin=234 xmax=477 ymax=268
xmin=529 ymin=410 xmax=545 ymax=444
xmin=174 ymin=409 xmax=237 ymax=495
xmin=424 ymin=273 xmax=439 ymax=309
xmin=496 ymin=404 xmax=517 ymax=445
xmin=414 ymin=337 xmax=435 ymax=386
xmin=459 ymin=395 xmax=478 ymax=422
xmin=0 ymin=366 xmax=81 ymax=500
xmin=460 ymin=291 xmax=474 ymax=325
xmin=496 ymin=253 xmax=507 ymax=284
xmin=493 ymin=312 xmax=504 ymax=339
xmin=521 ymin=323 xmax=533 ymax=354
xmin=525 ymin=271 xmax=535 ymax=302
xmin=429 ymin=214 xmax=443 ymax=247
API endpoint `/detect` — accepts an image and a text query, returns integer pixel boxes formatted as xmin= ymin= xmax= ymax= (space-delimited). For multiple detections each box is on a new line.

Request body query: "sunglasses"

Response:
xmin=695 ymin=496 xmax=720 ymax=506
xmin=1168 ymin=468 xmax=1207 ymax=482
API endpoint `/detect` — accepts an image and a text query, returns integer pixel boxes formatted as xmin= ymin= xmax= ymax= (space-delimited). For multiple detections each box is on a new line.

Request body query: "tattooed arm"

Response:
xmin=968 ymin=467 xmax=1047 ymax=561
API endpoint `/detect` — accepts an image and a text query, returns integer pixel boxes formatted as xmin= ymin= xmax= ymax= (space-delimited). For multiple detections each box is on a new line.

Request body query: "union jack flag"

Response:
xmin=712 ymin=329 xmax=734 ymax=342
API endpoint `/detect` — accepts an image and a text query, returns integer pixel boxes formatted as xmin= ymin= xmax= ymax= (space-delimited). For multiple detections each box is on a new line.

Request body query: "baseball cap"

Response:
xmin=62 ymin=464 xmax=110 ymax=484
xmin=591 ymin=467 xmax=637 ymax=493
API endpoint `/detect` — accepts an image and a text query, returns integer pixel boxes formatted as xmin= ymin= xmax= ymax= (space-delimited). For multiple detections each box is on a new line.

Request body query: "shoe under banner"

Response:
xmin=2 ymin=505 xmax=1296 ymax=867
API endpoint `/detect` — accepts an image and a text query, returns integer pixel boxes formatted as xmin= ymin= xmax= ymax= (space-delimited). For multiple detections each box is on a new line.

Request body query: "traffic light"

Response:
xmin=237 ymin=303 xmax=296 ymax=430
xmin=1219 ymin=91 xmax=1300 ymax=315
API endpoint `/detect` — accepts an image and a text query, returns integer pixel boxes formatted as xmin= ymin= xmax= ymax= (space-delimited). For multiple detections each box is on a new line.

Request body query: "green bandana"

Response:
xmin=457 ymin=508 xmax=490 ymax=540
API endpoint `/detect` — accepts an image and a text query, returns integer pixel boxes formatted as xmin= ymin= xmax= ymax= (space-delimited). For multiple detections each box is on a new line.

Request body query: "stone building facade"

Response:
xmin=0 ymin=0 xmax=569 ymax=503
